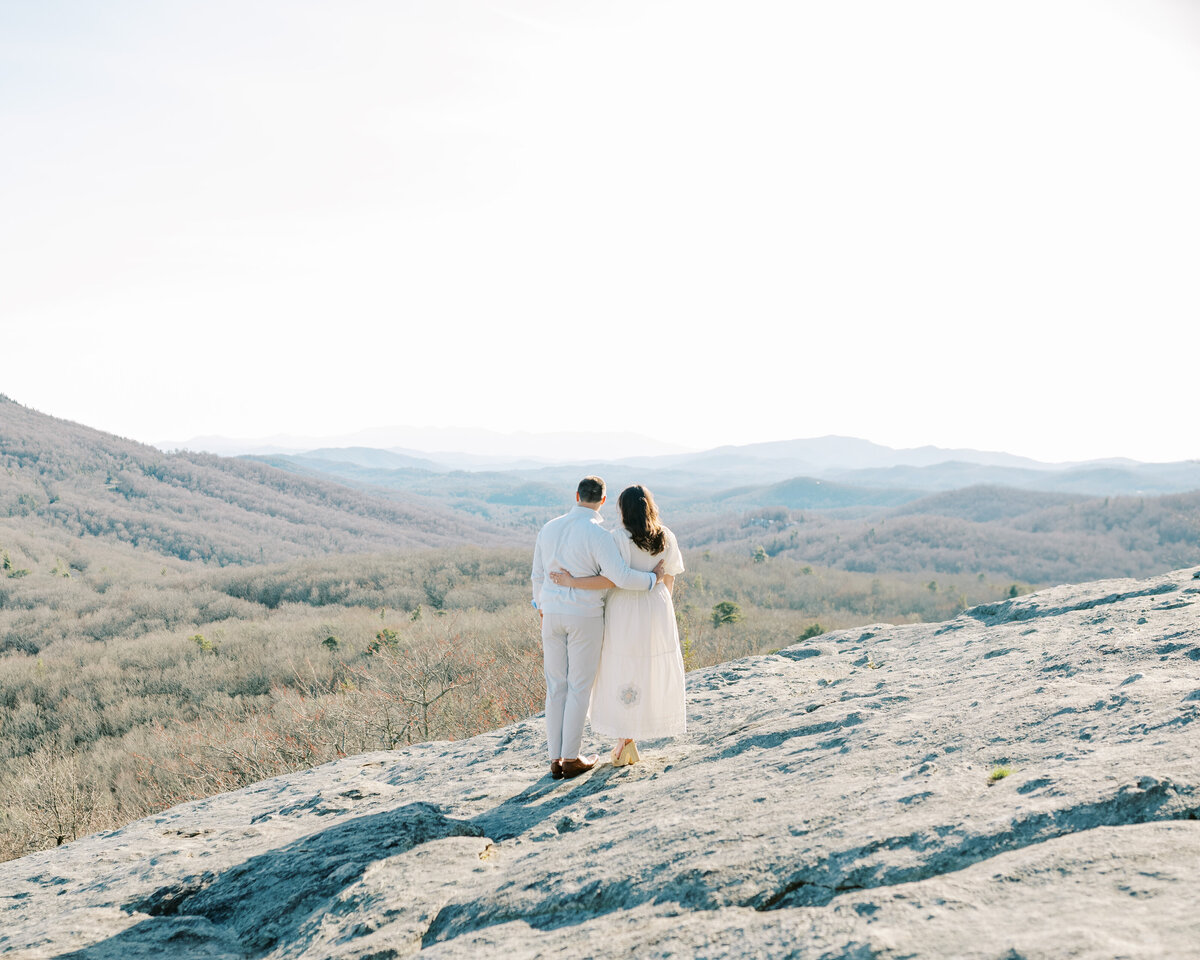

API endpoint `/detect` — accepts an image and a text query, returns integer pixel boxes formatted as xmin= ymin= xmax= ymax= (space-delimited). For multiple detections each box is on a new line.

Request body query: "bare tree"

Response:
xmin=366 ymin=635 xmax=481 ymax=742
xmin=5 ymin=743 xmax=104 ymax=848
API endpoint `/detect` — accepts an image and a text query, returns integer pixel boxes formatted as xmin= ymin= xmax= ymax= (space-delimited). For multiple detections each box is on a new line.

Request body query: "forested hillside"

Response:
xmin=706 ymin=476 xmax=920 ymax=510
xmin=0 ymin=396 xmax=516 ymax=564
xmin=690 ymin=485 xmax=1200 ymax=583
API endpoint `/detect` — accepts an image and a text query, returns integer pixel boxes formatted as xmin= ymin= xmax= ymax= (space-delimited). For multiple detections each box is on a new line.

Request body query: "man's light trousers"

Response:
xmin=541 ymin=612 xmax=605 ymax=761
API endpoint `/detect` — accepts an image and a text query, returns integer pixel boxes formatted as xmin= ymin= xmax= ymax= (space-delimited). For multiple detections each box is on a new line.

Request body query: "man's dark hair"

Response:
xmin=577 ymin=476 xmax=606 ymax=503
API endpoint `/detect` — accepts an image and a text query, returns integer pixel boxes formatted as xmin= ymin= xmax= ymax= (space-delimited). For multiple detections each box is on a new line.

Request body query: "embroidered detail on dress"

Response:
xmin=619 ymin=683 xmax=642 ymax=707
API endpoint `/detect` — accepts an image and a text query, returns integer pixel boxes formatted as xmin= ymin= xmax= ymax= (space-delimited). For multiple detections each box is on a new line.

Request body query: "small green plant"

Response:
xmin=752 ymin=545 xmax=767 ymax=563
xmin=367 ymin=628 xmax=399 ymax=655
xmin=1007 ymin=584 xmax=1021 ymax=598
xmin=410 ymin=605 xmax=423 ymax=622
xmin=322 ymin=635 xmax=341 ymax=652
xmin=190 ymin=634 xmax=213 ymax=653
xmin=711 ymin=601 xmax=742 ymax=627
xmin=798 ymin=622 xmax=825 ymax=642
xmin=988 ymin=766 xmax=1013 ymax=783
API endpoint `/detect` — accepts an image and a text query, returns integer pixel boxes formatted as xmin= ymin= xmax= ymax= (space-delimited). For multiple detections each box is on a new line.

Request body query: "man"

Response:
xmin=531 ymin=476 xmax=665 ymax=779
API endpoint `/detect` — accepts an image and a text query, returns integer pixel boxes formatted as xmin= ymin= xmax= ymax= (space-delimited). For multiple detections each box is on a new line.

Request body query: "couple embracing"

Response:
xmin=531 ymin=476 xmax=686 ymax=779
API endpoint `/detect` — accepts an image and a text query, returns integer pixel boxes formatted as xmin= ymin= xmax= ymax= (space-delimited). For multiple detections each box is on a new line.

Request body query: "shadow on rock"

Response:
xmin=473 ymin=764 xmax=629 ymax=842
xmin=55 ymin=802 xmax=482 ymax=960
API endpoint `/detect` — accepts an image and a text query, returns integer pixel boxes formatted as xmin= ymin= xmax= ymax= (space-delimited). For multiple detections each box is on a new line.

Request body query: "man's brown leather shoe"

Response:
xmin=559 ymin=756 xmax=597 ymax=779
xmin=550 ymin=760 xmax=563 ymax=780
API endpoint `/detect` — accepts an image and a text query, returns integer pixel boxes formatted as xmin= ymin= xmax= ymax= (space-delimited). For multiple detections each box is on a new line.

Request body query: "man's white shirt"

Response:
xmin=531 ymin=505 xmax=656 ymax=617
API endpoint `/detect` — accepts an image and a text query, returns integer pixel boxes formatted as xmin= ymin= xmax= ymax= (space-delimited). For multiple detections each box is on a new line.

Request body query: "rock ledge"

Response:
xmin=3 ymin=568 xmax=1199 ymax=958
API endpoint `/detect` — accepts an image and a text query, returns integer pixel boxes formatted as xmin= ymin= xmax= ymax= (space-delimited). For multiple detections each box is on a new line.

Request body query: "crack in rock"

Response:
xmin=717 ymin=713 xmax=866 ymax=760
xmin=968 ymin=583 xmax=1178 ymax=624
xmin=754 ymin=776 xmax=1198 ymax=911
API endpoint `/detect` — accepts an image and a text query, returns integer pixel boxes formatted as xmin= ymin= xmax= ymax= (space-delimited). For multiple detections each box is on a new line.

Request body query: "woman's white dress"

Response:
xmin=589 ymin=525 xmax=686 ymax=740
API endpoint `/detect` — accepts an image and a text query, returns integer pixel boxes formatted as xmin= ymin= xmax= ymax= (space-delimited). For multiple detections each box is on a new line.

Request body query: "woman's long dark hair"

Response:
xmin=619 ymin=484 xmax=666 ymax=555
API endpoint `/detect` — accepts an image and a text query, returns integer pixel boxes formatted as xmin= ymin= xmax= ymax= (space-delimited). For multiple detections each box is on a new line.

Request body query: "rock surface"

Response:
xmin=4 ymin=568 xmax=1200 ymax=959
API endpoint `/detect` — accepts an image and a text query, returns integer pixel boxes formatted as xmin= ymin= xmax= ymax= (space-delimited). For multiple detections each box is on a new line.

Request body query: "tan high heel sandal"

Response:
xmin=613 ymin=739 xmax=640 ymax=766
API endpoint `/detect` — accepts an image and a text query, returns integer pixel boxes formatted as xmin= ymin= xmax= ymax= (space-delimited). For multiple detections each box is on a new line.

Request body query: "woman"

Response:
xmin=548 ymin=484 xmax=686 ymax=766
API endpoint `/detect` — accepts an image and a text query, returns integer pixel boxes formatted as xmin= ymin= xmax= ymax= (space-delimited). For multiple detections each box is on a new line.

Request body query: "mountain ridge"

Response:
xmin=158 ymin=426 xmax=693 ymax=464
xmin=257 ymin=439 xmax=1200 ymax=500
xmin=180 ymin=428 xmax=1200 ymax=478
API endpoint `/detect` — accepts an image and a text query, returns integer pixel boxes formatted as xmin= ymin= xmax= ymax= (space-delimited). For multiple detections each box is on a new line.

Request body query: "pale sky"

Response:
xmin=2 ymin=1 xmax=1198 ymax=463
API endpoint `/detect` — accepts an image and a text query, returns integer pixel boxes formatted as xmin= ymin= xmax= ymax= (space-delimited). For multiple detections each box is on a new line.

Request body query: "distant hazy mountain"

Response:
xmin=628 ymin=435 xmax=1052 ymax=472
xmin=158 ymin=427 xmax=692 ymax=464
xmin=164 ymin=428 xmax=1200 ymax=499
xmin=301 ymin=447 xmax=442 ymax=471
xmin=255 ymin=434 xmax=1200 ymax=513
xmin=565 ymin=436 xmax=1200 ymax=497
